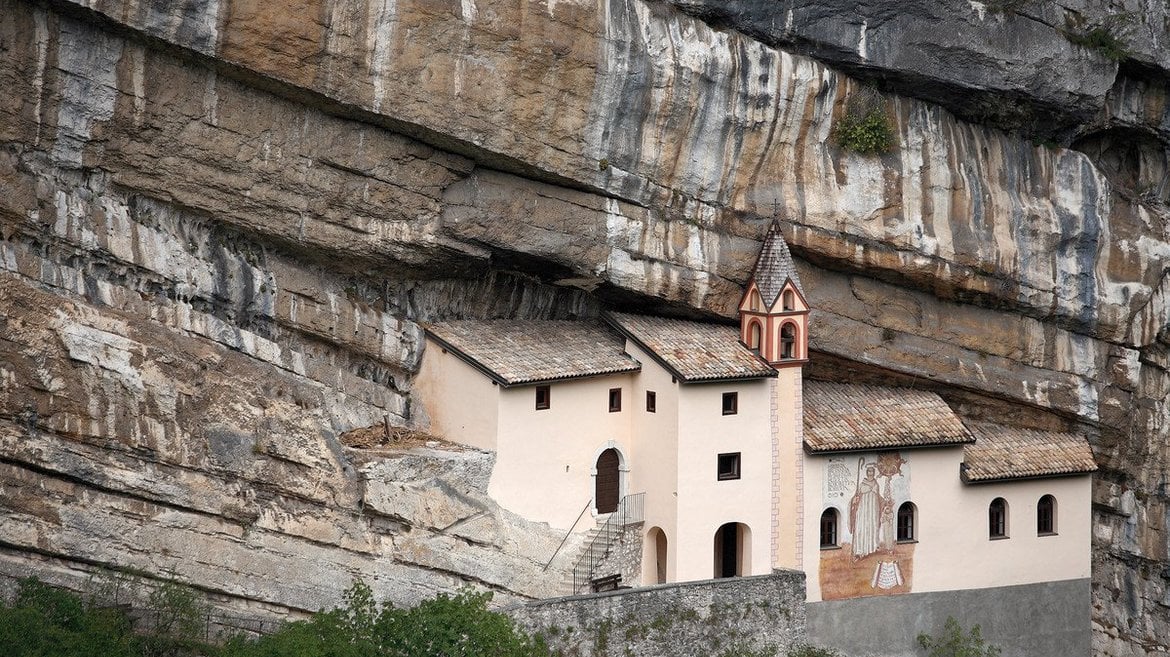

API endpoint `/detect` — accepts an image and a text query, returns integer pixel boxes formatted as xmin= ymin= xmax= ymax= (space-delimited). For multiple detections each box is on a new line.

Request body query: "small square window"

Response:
xmin=646 ymin=391 xmax=656 ymax=413
xmin=722 ymin=392 xmax=738 ymax=415
xmin=608 ymin=388 xmax=622 ymax=412
xmin=717 ymin=453 xmax=741 ymax=481
xmin=535 ymin=385 xmax=550 ymax=410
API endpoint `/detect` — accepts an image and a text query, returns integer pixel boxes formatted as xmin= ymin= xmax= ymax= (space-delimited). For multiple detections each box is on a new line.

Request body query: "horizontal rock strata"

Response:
xmin=0 ymin=0 xmax=1167 ymax=652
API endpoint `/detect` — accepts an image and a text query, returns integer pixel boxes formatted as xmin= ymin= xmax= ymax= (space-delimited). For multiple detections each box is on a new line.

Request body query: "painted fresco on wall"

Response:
xmin=819 ymin=451 xmax=915 ymax=600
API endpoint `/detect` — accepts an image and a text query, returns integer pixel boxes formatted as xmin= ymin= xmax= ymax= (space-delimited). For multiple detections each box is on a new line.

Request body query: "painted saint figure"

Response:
xmin=849 ymin=463 xmax=885 ymax=559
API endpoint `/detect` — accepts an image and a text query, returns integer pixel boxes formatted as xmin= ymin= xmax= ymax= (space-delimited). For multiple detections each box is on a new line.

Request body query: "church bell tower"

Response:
xmin=738 ymin=221 xmax=809 ymax=367
xmin=739 ymin=220 xmax=811 ymax=572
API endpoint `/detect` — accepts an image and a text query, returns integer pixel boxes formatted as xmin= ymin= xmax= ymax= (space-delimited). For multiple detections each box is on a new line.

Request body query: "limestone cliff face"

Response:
xmin=0 ymin=0 xmax=1168 ymax=654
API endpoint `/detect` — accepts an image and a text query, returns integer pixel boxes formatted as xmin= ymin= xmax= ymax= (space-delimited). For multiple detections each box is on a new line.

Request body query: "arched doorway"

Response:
xmin=643 ymin=527 xmax=668 ymax=585
xmin=595 ymin=449 xmax=620 ymax=514
xmin=713 ymin=522 xmax=752 ymax=578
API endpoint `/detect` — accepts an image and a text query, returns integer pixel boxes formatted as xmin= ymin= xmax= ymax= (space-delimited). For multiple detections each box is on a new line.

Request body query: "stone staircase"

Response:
xmin=556 ymin=523 xmax=606 ymax=596
xmin=561 ymin=492 xmax=645 ymax=596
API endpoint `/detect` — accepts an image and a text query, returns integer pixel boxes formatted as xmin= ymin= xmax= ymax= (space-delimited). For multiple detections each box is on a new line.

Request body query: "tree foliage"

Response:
xmin=224 ymin=581 xmax=553 ymax=657
xmin=0 ymin=578 xmax=141 ymax=657
xmin=0 ymin=578 xmax=552 ymax=657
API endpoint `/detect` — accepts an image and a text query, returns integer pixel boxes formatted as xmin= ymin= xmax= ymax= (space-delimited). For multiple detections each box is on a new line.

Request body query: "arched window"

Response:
xmin=819 ymin=508 xmax=839 ymax=548
xmin=748 ymin=321 xmax=762 ymax=352
xmin=780 ymin=323 xmax=797 ymax=359
xmin=749 ymin=290 xmax=761 ymax=312
xmin=989 ymin=498 xmax=1008 ymax=539
xmin=782 ymin=289 xmax=795 ymax=311
xmin=1037 ymin=495 xmax=1056 ymax=535
xmin=896 ymin=502 xmax=916 ymax=542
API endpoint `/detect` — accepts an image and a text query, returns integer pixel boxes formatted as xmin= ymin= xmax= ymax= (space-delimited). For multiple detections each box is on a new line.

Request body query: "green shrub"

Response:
xmin=148 ymin=578 xmax=210 ymax=641
xmin=379 ymin=589 xmax=551 ymax=657
xmin=223 ymin=581 xmax=553 ymax=657
xmin=2 ymin=577 xmax=553 ymax=657
xmin=1066 ymin=27 xmax=1128 ymax=60
xmin=916 ymin=616 xmax=1001 ymax=657
xmin=0 ymin=578 xmax=143 ymax=657
xmin=833 ymin=96 xmax=894 ymax=155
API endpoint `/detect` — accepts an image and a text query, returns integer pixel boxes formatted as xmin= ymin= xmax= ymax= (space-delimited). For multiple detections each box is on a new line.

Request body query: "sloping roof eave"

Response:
xmin=960 ymin=465 xmax=1098 ymax=484
xmin=804 ymin=437 xmax=975 ymax=455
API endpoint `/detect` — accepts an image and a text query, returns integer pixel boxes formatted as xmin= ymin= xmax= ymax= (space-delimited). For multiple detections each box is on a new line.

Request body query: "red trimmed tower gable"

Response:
xmin=738 ymin=222 xmax=810 ymax=367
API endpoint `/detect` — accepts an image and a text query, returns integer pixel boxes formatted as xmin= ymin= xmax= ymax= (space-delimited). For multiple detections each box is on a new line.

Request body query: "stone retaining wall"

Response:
xmin=510 ymin=571 xmax=807 ymax=657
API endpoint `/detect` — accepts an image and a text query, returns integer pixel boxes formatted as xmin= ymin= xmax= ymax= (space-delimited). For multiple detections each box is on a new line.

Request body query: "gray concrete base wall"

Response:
xmin=807 ymin=578 xmax=1091 ymax=657
xmin=510 ymin=571 xmax=807 ymax=657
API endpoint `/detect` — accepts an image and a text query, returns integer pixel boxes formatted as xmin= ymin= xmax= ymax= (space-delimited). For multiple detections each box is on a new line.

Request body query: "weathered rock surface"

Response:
xmin=661 ymin=0 xmax=1169 ymax=136
xmin=1081 ymin=70 xmax=1170 ymax=205
xmin=0 ymin=0 xmax=1168 ymax=653
xmin=0 ymin=267 xmax=582 ymax=615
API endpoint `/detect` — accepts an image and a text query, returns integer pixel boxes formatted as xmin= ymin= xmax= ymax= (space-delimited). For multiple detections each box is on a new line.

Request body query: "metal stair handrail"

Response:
xmin=570 ymin=492 xmax=645 ymax=593
xmin=544 ymin=498 xmax=594 ymax=571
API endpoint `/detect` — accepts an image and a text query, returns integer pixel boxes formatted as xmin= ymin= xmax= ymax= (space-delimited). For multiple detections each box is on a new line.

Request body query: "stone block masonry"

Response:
xmin=510 ymin=571 xmax=807 ymax=657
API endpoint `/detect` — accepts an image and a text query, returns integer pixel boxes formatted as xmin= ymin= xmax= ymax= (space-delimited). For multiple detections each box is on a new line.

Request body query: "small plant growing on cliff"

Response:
xmin=834 ymin=91 xmax=895 ymax=155
xmin=916 ymin=616 xmax=1001 ymax=657
xmin=719 ymin=644 xmax=779 ymax=657
xmin=984 ymin=0 xmax=1028 ymax=14
xmin=1066 ymin=26 xmax=1128 ymax=60
xmin=788 ymin=646 xmax=842 ymax=657
xmin=1064 ymin=13 xmax=1132 ymax=61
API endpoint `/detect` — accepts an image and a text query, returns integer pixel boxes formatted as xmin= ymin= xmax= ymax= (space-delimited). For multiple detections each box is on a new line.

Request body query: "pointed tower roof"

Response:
xmin=750 ymin=221 xmax=803 ymax=306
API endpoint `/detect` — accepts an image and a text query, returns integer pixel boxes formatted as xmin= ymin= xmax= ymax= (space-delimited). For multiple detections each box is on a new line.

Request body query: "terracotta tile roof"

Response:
xmin=424 ymin=320 xmax=639 ymax=386
xmin=605 ymin=312 xmax=776 ymax=382
xmin=962 ymin=421 xmax=1098 ymax=483
xmin=751 ymin=221 xmax=804 ymax=306
xmin=803 ymin=380 xmax=974 ymax=452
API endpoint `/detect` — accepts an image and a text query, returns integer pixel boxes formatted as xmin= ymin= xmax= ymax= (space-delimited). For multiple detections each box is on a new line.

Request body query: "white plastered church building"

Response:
xmin=413 ymin=222 xmax=1097 ymax=605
